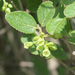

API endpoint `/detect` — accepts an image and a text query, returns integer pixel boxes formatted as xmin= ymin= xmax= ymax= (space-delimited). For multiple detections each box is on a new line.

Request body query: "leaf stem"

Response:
xmin=37 ymin=24 xmax=42 ymax=33
xmin=44 ymin=34 xmax=54 ymax=38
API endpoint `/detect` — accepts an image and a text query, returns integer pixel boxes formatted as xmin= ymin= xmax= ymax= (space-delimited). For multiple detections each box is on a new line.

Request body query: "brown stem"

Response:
xmin=18 ymin=0 xmax=24 ymax=10
xmin=9 ymin=0 xmax=19 ymax=11
xmin=37 ymin=24 xmax=42 ymax=33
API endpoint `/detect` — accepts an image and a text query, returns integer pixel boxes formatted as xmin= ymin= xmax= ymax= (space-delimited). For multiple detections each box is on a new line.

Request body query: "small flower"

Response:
xmin=4 ymin=2 xmax=8 ymax=6
xmin=37 ymin=38 xmax=44 ymax=46
xmin=45 ymin=55 xmax=53 ymax=59
xmin=8 ymin=4 xmax=13 ymax=8
xmin=44 ymin=45 xmax=48 ymax=49
xmin=43 ymin=49 xmax=50 ymax=57
xmin=33 ymin=41 xmax=36 ymax=44
xmin=2 ymin=6 xmax=6 ymax=11
xmin=24 ymin=42 xmax=33 ymax=49
xmin=33 ymin=36 xmax=40 ymax=41
xmin=40 ymin=32 xmax=45 ymax=38
xmin=50 ymin=45 xmax=57 ymax=51
xmin=46 ymin=42 xmax=54 ymax=47
xmin=5 ymin=8 xmax=11 ymax=13
xmin=36 ymin=45 xmax=43 ymax=51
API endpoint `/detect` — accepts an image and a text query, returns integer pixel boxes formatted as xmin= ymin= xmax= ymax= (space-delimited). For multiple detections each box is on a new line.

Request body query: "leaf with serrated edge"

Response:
xmin=5 ymin=11 xmax=37 ymax=34
xmin=46 ymin=18 xmax=66 ymax=35
xmin=37 ymin=1 xmax=55 ymax=27
xmin=64 ymin=4 xmax=75 ymax=18
xmin=62 ymin=0 xmax=75 ymax=5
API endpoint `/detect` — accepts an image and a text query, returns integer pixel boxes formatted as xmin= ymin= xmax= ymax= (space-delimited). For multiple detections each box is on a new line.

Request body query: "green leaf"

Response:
xmin=65 ymin=20 xmax=72 ymax=33
xmin=50 ymin=44 xmax=68 ymax=60
xmin=5 ymin=11 xmax=37 ymax=34
xmin=46 ymin=18 xmax=67 ymax=35
xmin=64 ymin=4 xmax=75 ymax=18
xmin=32 ymin=56 xmax=49 ymax=75
xmin=53 ymin=4 xmax=65 ymax=18
xmin=29 ymin=44 xmax=39 ymax=55
xmin=68 ymin=37 xmax=75 ymax=45
xmin=61 ymin=19 xmax=72 ymax=36
xmin=26 ymin=0 xmax=42 ymax=13
xmin=21 ymin=33 xmax=36 ymax=44
xmin=71 ymin=30 xmax=75 ymax=37
xmin=62 ymin=0 xmax=75 ymax=5
xmin=49 ymin=0 xmax=58 ymax=6
xmin=37 ymin=1 xmax=55 ymax=27
xmin=60 ymin=29 xmax=67 ymax=36
xmin=21 ymin=34 xmax=39 ymax=55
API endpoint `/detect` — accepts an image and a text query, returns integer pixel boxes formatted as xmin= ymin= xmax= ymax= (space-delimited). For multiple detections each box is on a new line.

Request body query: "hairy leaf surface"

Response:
xmin=5 ymin=11 xmax=37 ymax=34
xmin=37 ymin=1 xmax=55 ymax=27
xmin=64 ymin=4 xmax=75 ymax=18
xmin=46 ymin=18 xmax=67 ymax=35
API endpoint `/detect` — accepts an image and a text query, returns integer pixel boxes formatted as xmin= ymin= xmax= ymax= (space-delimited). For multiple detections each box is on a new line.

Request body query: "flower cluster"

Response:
xmin=2 ymin=0 xmax=13 ymax=13
xmin=24 ymin=32 xmax=57 ymax=59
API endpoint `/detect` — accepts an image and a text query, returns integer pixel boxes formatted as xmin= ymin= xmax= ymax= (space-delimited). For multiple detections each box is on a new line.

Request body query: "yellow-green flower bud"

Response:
xmin=37 ymin=38 xmax=44 ymax=46
xmin=36 ymin=45 xmax=43 ymax=51
xmin=43 ymin=49 xmax=50 ymax=57
xmin=40 ymin=32 xmax=45 ymax=37
xmin=33 ymin=36 xmax=40 ymax=41
xmin=46 ymin=42 xmax=54 ymax=47
xmin=8 ymin=4 xmax=13 ymax=8
xmin=4 ymin=2 xmax=8 ymax=6
xmin=2 ymin=6 xmax=6 ymax=11
xmin=33 ymin=41 xmax=36 ymax=44
xmin=24 ymin=42 xmax=33 ymax=49
xmin=44 ymin=45 xmax=48 ymax=49
xmin=50 ymin=46 xmax=57 ymax=51
xmin=24 ymin=42 xmax=28 ymax=49
xmin=45 ymin=55 xmax=53 ymax=59
xmin=28 ymin=42 xmax=33 ymax=47
xmin=55 ymin=33 xmax=62 ymax=38
xmin=5 ymin=8 xmax=11 ymax=13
